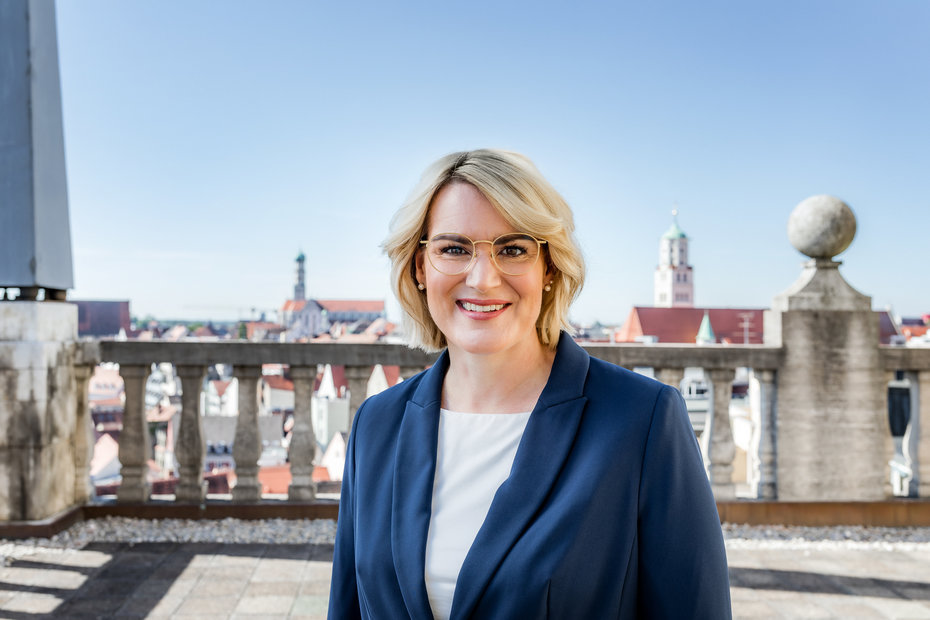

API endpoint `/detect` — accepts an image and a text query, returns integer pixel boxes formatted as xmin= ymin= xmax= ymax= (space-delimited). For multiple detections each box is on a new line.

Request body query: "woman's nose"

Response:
xmin=465 ymin=247 xmax=502 ymax=290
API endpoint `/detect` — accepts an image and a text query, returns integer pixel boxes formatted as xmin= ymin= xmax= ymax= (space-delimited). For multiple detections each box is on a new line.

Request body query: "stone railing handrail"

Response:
xmin=77 ymin=339 xmax=783 ymax=370
xmin=79 ymin=340 xmax=440 ymax=367
xmin=879 ymin=346 xmax=930 ymax=371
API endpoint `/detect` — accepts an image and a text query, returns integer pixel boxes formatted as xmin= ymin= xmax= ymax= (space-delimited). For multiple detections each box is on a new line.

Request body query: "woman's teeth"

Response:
xmin=461 ymin=301 xmax=505 ymax=312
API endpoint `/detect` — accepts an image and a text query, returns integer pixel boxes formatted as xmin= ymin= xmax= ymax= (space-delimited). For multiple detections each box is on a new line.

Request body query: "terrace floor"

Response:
xmin=1 ymin=539 xmax=930 ymax=619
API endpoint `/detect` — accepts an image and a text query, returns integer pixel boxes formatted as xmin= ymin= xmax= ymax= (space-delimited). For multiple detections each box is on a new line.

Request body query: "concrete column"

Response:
xmin=175 ymin=365 xmax=207 ymax=503
xmin=73 ymin=364 xmax=94 ymax=504
xmin=232 ymin=365 xmax=262 ymax=502
xmin=656 ymin=368 xmax=684 ymax=392
xmin=749 ymin=369 xmax=777 ymax=499
xmin=918 ymin=371 xmax=930 ymax=498
xmin=702 ymin=368 xmax=736 ymax=499
xmin=288 ymin=366 xmax=317 ymax=501
xmin=116 ymin=364 xmax=152 ymax=503
xmin=0 ymin=302 xmax=80 ymax=520
xmin=345 ymin=365 xmax=372 ymax=433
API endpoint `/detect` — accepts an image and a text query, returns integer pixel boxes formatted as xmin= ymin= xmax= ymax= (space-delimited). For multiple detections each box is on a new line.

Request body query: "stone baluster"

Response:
xmin=400 ymin=365 xmax=426 ymax=382
xmin=345 ymin=365 xmax=372 ymax=433
xmin=117 ymin=364 xmax=152 ymax=503
xmin=175 ymin=365 xmax=207 ymax=503
xmin=749 ymin=369 xmax=777 ymax=499
xmin=232 ymin=366 xmax=262 ymax=502
xmin=288 ymin=365 xmax=317 ymax=501
xmin=702 ymin=368 xmax=736 ymax=499
xmin=918 ymin=370 xmax=930 ymax=498
xmin=883 ymin=371 xmax=898 ymax=497
xmin=656 ymin=368 xmax=684 ymax=393
xmin=73 ymin=364 xmax=94 ymax=504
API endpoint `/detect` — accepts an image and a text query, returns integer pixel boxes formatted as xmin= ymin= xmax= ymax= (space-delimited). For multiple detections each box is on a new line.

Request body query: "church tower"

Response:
xmin=653 ymin=210 xmax=694 ymax=307
xmin=294 ymin=251 xmax=306 ymax=301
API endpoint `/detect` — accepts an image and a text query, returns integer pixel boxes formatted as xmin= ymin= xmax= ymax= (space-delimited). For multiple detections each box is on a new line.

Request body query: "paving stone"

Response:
xmin=235 ymin=594 xmax=296 ymax=614
xmin=174 ymin=593 xmax=239 ymax=615
xmin=291 ymin=593 xmax=330 ymax=616
xmin=0 ymin=591 xmax=63 ymax=614
xmin=243 ymin=580 xmax=301 ymax=597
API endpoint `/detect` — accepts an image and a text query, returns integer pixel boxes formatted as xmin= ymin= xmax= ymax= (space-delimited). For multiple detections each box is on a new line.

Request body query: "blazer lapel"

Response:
xmin=450 ymin=334 xmax=591 ymax=619
xmin=391 ymin=351 xmax=447 ymax=619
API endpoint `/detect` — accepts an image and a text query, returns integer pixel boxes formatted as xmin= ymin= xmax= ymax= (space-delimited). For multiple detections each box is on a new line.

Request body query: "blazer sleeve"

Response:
xmin=328 ymin=402 xmax=364 ymax=620
xmin=636 ymin=385 xmax=732 ymax=619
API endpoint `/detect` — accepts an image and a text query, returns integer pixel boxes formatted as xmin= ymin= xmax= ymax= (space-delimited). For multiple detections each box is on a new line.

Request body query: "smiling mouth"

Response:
xmin=459 ymin=301 xmax=507 ymax=313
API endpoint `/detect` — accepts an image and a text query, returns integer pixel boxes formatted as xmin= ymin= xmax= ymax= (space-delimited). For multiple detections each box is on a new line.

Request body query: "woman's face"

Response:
xmin=415 ymin=182 xmax=549 ymax=359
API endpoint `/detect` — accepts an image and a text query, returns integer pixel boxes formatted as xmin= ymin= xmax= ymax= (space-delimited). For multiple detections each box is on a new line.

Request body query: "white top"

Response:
xmin=424 ymin=409 xmax=532 ymax=620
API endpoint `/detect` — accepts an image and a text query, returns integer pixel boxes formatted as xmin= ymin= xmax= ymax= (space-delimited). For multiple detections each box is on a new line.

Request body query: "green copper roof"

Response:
xmin=696 ymin=311 xmax=715 ymax=344
xmin=296 ymin=251 xmax=306 ymax=261
xmin=662 ymin=220 xmax=687 ymax=240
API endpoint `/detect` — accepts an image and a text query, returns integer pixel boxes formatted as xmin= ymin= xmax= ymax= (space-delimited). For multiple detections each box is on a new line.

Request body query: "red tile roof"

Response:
xmin=902 ymin=325 xmax=929 ymax=340
xmin=616 ymin=307 xmax=766 ymax=344
xmin=212 ymin=380 xmax=231 ymax=398
xmin=281 ymin=300 xmax=308 ymax=312
xmin=317 ymin=299 xmax=384 ymax=313
xmin=382 ymin=365 xmax=400 ymax=387
xmin=264 ymin=375 xmax=295 ymax=391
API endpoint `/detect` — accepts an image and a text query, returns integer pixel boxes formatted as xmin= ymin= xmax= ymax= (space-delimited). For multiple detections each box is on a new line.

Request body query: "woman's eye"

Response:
xmin=438 ymin=244 xmax=470 ymax=256
xmin=498 ymin=244 xmax=529 ymax=258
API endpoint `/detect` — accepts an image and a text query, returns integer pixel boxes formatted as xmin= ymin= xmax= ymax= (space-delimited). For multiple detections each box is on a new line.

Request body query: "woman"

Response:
xmin=329 ymin=149 xmax=731 ymax=619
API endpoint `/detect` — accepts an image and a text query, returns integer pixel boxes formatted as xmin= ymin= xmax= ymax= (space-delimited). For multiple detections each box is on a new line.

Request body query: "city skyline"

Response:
xmin=56 ymin=1 xmax=929 ymax=324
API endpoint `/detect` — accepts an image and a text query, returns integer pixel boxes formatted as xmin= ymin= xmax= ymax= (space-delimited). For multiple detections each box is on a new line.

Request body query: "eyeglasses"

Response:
xmin=419 ymin=232 xmax=547 ymax=276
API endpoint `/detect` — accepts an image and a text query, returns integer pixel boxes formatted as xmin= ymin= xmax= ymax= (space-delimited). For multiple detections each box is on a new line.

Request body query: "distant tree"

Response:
xmin=238 ymin=323 xmax=247 ymax=339
xmin=188 ymin=322 xmax=203 ymax=331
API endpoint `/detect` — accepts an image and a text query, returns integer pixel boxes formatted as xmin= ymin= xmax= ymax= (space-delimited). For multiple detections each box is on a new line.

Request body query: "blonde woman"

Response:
xmin=329 ymin=149 xmax=731 ymax=619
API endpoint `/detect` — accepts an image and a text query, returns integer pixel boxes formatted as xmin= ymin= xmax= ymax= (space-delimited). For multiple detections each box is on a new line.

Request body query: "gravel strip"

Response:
xmin=724 ymin=523 xmax=930 ymax=550
xmin=0 ymin=516 xmax=337 ymax=562
xmin=3 ymin=519 xmax=930 ymax=563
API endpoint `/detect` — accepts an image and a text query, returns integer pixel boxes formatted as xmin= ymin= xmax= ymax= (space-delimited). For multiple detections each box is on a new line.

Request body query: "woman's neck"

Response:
xmin=441 ymin=342 xmax=556 ymax=414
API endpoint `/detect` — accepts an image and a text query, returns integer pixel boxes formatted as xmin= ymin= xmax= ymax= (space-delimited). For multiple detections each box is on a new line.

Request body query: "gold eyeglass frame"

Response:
xmin=419 ymin=232 xmax=548 ymax=276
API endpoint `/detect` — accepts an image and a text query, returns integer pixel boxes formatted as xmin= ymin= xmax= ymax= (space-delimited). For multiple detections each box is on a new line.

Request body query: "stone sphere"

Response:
xmin=787 ymin=195 xmax=857 ymax=259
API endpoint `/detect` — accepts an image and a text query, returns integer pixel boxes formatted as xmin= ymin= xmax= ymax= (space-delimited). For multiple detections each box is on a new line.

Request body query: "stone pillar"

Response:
xmin=0 ymin=303 xmax=80 ymax=520
xmin=288 ymin=366 xmax=317 ymax=501
xmin=765 ymin=195 xmax=885 ymax=500
xmin=345 ymin=365 xmax=372 ymax=433
xmin=918 ymin=371 xmax=930 ymax=498
xmin=73 ymin=364 xmax=94 ymax=504
xmin=116 ymin=364 xmax=152 ymax=503
xmin=702 ymin=368 xmax=736 ymax=499
xmin=175 ymin=365 xmax=207 ymax=503
xmin=232 ymin=365 xmax=262 ymax=502
xmin=749 ymin=369 xmax=777 ymax=499
xmin=656 ymin=368 xmax=684 ymax=392
xmin=0 ymin=0 xmax=74 ymax=295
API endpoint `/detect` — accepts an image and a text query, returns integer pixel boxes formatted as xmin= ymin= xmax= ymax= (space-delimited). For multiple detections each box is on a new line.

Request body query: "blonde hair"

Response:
xmin=383 ymin=149 xmax=585 ymax=352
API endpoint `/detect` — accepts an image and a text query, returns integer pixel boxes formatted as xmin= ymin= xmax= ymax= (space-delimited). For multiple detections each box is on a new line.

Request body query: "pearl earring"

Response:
xmin=417 ymin=283 xmax=425 ymax=291
xmin=544 ymin=283 xmax=552 ymax=292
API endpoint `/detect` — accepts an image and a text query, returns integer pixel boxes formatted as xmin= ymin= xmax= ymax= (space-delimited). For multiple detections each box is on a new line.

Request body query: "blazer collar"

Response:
xmin=391 ymin=334 xmax=591 ymax=619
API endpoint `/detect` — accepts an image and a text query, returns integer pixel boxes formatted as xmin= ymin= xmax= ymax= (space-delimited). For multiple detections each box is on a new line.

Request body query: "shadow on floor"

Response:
xmin=0 ymin=542 xmax=335 ymax=619
xmin=729 ymin=566 xmax=930 ymax=601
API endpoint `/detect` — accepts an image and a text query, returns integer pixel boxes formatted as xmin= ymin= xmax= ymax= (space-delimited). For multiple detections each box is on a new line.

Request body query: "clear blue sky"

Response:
xmin=56 ymin=1 xmax=929 ymax=324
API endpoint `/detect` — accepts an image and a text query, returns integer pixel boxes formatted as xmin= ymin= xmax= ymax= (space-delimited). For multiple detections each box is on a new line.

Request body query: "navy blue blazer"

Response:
xmin=329 ymin=334 xmax=731 ymax=619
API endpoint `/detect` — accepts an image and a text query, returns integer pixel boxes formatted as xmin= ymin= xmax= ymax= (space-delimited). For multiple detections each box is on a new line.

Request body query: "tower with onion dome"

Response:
xmin=653 ymin=209 xmax=694 ymax=307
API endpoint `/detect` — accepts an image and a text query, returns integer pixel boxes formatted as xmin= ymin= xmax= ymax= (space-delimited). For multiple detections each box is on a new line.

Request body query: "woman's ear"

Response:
xmin=414 ymin=248 xmax=426 ymax=288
